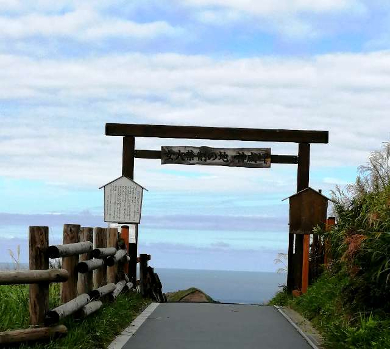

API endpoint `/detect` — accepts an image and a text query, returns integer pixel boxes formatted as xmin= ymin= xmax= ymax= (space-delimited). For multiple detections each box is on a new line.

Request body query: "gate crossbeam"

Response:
xmin=106 ymin=123 xmax=329 ymax=144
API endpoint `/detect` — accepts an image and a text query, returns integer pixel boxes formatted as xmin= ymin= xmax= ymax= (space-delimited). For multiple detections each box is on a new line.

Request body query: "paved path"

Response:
xmin=121 ymin=303 xmax=313 ymax=349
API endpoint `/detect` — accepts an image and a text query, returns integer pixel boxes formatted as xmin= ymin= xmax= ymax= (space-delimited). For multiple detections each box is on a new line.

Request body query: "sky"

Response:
xmin=0 ymin=0 xmax=390 ymax=272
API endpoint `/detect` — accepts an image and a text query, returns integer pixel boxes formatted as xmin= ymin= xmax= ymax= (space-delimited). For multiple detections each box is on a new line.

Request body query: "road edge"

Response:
xmin=274 ymin=305 xmax=321 ymax=349
xmin=108 ymin=302 xmax=160 ymax=349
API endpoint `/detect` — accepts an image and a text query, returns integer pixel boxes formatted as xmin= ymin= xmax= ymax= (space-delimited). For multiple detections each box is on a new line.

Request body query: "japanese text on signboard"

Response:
xmin=161 ymin=146 xmax=271 ymax=168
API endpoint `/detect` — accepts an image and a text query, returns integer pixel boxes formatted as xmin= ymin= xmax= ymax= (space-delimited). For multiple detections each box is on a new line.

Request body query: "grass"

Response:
xmin=270 ymin=271 xmax=390 ymax=348
xmin=0 ymin=283 xmax=151 ymax=348
xmin=270 ymin=143 xmax=390 ymax=348
xmin=166 ymin=287 xmax=215 ymax=303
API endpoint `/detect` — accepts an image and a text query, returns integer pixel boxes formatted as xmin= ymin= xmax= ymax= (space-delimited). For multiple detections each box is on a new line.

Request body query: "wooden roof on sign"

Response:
xmin=282 ymin=187 xmax=331 ymax=202
xmin=99 ymin=176 xmax=148 ymax=191
xmin=105 ymin=123 xmax=329 ymax=144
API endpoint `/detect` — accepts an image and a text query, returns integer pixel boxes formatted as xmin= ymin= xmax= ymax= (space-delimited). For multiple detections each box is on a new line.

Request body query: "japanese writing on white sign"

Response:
xmin=161 ymin=146 xmax=271 ymax=168
xmin=103 ymin=177 xmax=143 ymax=223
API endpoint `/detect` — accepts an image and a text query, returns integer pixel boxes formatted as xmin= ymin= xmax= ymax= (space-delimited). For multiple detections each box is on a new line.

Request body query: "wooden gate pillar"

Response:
xmin=122 ymin=136 xmax=138 ymax=281
xmin=287 ymin=143 xmax=310 ymax=292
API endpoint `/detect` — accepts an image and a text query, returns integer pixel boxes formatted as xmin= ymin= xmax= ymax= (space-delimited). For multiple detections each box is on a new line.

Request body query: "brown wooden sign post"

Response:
xmin=105 ymin=123 xmax=329 ymax=294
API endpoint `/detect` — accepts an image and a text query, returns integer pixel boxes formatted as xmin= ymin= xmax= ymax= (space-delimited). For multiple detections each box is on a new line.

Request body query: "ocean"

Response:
xmin=155 ymin=268 xmax=285 ymax=304
xmin=0 ymin=264 xmax=285 ymax=304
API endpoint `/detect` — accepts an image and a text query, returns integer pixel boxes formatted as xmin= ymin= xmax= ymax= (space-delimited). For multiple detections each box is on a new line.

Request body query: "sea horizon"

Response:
xmin=0 ymin=263 xmax=285 ymax=304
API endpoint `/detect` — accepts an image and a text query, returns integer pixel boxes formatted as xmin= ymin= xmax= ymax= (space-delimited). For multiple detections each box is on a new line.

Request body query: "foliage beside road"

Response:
xmin=0 ymin=283 xmax=151 ymax=348
xmin=271 ymin=143 xmax=390 ymax=348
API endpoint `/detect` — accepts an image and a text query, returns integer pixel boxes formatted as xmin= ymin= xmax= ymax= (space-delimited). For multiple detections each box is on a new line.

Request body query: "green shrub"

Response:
xmin=271 ymin=143 xmax=390 ymax=348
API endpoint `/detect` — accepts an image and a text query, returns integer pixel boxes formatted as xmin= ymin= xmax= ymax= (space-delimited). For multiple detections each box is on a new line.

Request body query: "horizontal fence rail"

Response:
xmin=0 ymin=269 xmax=68 ymax=285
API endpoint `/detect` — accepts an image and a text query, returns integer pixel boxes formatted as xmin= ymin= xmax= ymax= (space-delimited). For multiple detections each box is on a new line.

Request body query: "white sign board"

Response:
xmin=102 ymin=176 xmax=144 ymax=224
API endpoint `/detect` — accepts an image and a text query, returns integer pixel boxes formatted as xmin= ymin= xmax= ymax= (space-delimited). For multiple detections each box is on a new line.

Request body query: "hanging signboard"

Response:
xmin=161 ymin=146 xmax=271 ymax=168
xmin=99 ymin=176 xmax=146 ymax=224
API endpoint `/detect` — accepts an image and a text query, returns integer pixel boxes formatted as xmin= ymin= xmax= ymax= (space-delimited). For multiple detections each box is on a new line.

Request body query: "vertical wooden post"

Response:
xmin=107 ymin=228 xmax=118 ymax=284
xmin=294 ymin=143 xmax=310 ymax=291
xmin=128 ymin=241 xmax=137 ymax=287
xmin=61 ymin=224 xmax=80 ymax=304
xmin=312 ymin=233 xmax=319 ymax=281
xmin=122 ymin=136 xmax=135 ymax=178
xmin=93 ymin=227 xmax=107 ymax=288
xmin=29 ymin=226 xmax=49 ymax=326
xmin=139 ymin=254 xmax=148 ymax=297
xmin=287 ymin=235 xmax=295 ymax=292
xmin=78 ymin=227 xmax=93 ymax=295
xmin=122 ymin=136 xmax=138 ymax=284
xmin=324 ymin=217 xmax=336 ymax=267
xmin=301 ymin=234 xmax=310 ymax=294
xmin=120 ymin=225 xmax=130 ymax=275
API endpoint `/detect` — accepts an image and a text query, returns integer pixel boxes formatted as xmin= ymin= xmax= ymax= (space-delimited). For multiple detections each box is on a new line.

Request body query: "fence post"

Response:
xmin=94 ymin=227 xmax=107 ymax=288
xmin=139 ymin=254 xmax=148 ymax=297
xmin=107 ymin=228 xmax=118 ymax=284
xmin=61 ymin=224 xmax=80 ymax=304
xmin=29 ymin=226 xmax=49 ymax=326
xmin=78 ymin=227 xmax=93 ymax=295
xmin=324 ymin=217 xmax=336 ymax=267
xmin=128 ymin=242 xmax=137 ymax=287
xmin=301 ymin=234 xmax=310 ymax=294
xmin=120 ymin=225 xmax=129 ymax=276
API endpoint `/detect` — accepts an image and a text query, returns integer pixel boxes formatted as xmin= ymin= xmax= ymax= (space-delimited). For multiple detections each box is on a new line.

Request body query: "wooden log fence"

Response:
xmin=0 ymin=224 xmax=165 ymax=346
xmin=0 ymin=326 xmax=67 ymax=345
xmin=0 ymin=269 xmax=68 ymax=285
xmin=77 ymin=259 xmax=105 ymax=273
xmin=89 ymin=283 xmax=116 ymax=300
xmin=92 ymin=247 xmax=117 ymax=258
xmin=47 ymin=241 xmax=93 ymax=258
xmin=75 ymin=301 xmax=103 ymax=319
xmin=109 ymin=280 xmax=127 ymax=301
xmin=45 ymin=294 xmax=91 ymax=325
xmin=106 ymin=249 xmax=127 ymax=267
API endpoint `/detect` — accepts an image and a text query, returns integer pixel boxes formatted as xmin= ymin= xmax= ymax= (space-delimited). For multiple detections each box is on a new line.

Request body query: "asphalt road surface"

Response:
xmin=122 ymin=303 xmax=313 ymax=349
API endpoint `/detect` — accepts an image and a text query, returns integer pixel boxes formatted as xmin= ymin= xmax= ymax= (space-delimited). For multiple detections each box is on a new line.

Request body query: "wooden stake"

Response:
xmin=287 ymin=234 xmax=295 ymax=292
xmin=139 ymin=254 xmax=148 ymax=297
xmin=78 ymin=227 xmax=93 ymax=295
xmin=29 ymin=226 xmax=49 ymax=326
xmin=324 ymin=217 xmax=336 ymax=267
xmin=120 ymin=225 xmax=130 ymax=275
xmin=93 ymin=227 xmax=107 ymax=288
xmin=107 ymin=228 xmax=118 ymax=283
xmin=61 ymin=224 xmax=80 ymax=304
xmin=128 ymin=242 xmax=137 ymax=287
xmin=301 ymin=234 xmax=310 ymax=294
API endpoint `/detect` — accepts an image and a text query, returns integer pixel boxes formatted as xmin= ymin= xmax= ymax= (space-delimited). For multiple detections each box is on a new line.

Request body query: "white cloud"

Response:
xmin=184 ymin=0 xmax=362 ymax=15
xmin=0 ymin=50 xmax=389 ymax=193
xmin=0 ymin=6 xmax=179 ymax=40
xmin=184 ymin=0 xmax=366 ymax=38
